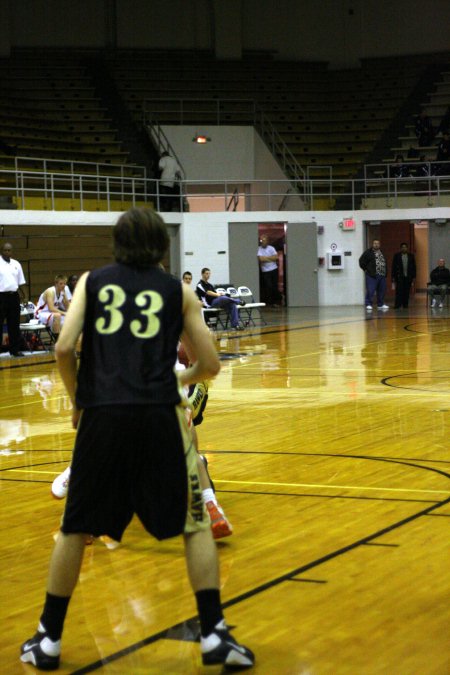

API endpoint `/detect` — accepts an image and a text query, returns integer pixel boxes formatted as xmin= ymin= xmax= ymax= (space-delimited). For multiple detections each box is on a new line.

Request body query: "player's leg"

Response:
xmin=20 ymin=532 xmax=86 ymax=669
xmin=183 ymin=459 xmax=253 ymax=668
xmin=196 ymin=449 xmax=232 ymax=539
xmin=188 ymin=383 xmax=233 ymax=539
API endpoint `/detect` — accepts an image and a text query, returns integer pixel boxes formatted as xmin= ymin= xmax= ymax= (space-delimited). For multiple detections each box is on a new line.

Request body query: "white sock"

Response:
xmin=40 ymin=636 xmax=61 ymax=656
xmin=203 ymin=488 xmax=216 ymax=504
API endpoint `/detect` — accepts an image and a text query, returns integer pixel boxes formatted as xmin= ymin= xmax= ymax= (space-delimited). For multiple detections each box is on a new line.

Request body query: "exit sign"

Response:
xmin=342 ymin=218 xmax=356 ymax=230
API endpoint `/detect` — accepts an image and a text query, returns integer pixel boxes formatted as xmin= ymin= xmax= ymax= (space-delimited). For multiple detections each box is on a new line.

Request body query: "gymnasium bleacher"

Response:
xmin=108 ymin=49 xmax=440 ymax=181
xmin=1 ymin=47 xmax=450 ymax=210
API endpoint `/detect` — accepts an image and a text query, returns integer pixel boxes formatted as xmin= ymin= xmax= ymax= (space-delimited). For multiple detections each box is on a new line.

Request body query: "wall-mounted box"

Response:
xmin=326 ymin=251 xmax=344 ymax=269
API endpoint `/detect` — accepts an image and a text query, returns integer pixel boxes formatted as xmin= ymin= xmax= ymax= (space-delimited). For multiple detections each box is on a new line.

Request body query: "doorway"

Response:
xmin=228 ymin=221 xmax=319 ymax=307
xmin=364 ymin=220 xmax=429 ymax=301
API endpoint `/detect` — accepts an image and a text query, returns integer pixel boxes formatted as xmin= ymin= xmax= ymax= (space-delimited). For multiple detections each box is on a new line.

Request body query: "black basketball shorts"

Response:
xmin=61 ymin=404 xmax=209 ymax=542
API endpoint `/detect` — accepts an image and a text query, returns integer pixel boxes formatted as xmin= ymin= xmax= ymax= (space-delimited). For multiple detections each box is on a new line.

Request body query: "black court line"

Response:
xmin=289 ymin=578 xmax=327 ymax=584
xmin=217 ymin=316 xmax=375 ymax=342
xmin=362 ymin=542 xmax=399 ymax=547
xmin=425 ymin=512 xmax=450 ymax=517
xmin=0 ymin=356 xmax=55 ymax=371
xmin=218 ymin=488 xmax=437 ymax=505
xmin=381 ymin=371 xmax=450 ymax=393
xmin=209 ymin=449 xmax=450 ymax=466
xmin=69 ymin=495 xmax=450 ymax=674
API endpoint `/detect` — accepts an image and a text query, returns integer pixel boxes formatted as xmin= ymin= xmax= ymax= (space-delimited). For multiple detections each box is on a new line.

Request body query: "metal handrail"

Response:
xmin=226 ymin=188 xmax=239 ymax=212
xmin=143 ymin=121 xmax=186 ymax=180
xmin=11 ymin=155 xmax=147 ymax=180
xmin=142 ymin=97 xmax=306 ymax=189
xmin=2 ymin=167 xmax=450 ymax=212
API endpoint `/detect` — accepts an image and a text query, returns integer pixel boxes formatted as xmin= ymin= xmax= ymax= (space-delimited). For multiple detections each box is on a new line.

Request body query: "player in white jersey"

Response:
xmin=35 ymin=275 xmax=70 ymax=335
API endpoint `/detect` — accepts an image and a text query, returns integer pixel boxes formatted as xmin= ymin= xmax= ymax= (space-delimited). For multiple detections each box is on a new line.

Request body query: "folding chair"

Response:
xmin=237 ymin=286 xmax=267 ymax=326
xmin=227 ymin=287 xmax=239 ymax=298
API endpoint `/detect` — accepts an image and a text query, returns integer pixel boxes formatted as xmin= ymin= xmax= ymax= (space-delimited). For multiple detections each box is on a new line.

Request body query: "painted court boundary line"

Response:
xmin=69 ymin=496 xmax=450 ymax=674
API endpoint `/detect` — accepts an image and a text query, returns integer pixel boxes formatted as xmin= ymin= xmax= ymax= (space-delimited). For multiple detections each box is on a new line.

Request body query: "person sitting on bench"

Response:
xmin=196 ymin=267 xmax=244 ymax=331
xmin=35 ymin=274 xmax=71 ymax=336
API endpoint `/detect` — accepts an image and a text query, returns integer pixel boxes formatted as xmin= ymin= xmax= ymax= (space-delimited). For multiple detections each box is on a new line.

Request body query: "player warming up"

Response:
xmin=20 ymin=208 xmax=254 ymax=671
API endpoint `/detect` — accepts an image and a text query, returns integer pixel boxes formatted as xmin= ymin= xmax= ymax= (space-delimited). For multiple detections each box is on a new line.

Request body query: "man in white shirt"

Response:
xmin=0 ymin=242 xmax=27 ymax=356
xmin=158 ymin=151 xmax=181 ymax=212
xmin=257 ymin=235 xmax=281 ymax=306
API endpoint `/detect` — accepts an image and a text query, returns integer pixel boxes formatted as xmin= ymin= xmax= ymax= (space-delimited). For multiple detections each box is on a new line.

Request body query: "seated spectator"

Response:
xmin=391 ymin=154 xmax=410 ymax=178
xmin=65 ymin=274 xmax=78 ymax=301
xmin=427 ymin=258 xmax=450 ymax=308
xmin=196 ymin=267 xmax=244 ymax=331
xmin=435 ymin=132 xmax=450 ymax=175
xmin=415 ymin=111 xmax=435 ymax=147
xmin=35 ymin=274 xmax=70 ymax=335
xmin=182 ymin=271 xmax=193 ymax=285
xmin=416 ymin=155 xmax=432 ymax=177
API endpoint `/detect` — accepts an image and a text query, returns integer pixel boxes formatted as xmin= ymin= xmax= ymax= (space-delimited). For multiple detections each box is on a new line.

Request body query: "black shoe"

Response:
xmin=10 ymin=351 xmax=25 ymax=357
xmin=238 ymin=299 xmax=246 ymax=306
xmin=201 ymin=620 xmax=254 ymax=669
xmin=20 ymin=631 xmax=60 ymax=670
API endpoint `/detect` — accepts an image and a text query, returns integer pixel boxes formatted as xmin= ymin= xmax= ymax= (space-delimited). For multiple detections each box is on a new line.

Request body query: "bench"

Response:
xmin=20 ymin=322 xmax=55 ymax=351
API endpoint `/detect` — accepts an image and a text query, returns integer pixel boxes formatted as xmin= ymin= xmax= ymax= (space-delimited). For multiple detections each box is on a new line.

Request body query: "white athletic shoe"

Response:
xmin=99 ymin=536 xmax=121 ymax=550
xmin=438 ymin=302 xmax=444 ymax=308
xmin=366 ymin=305 xmax=373 ymax=311
xmin=51 ymin=466 xmax=71 ymax=499
xmin=379 ymin=304 xmax=389 ymax=310
xmin=431 ymin=298 xmax=436 ymax=307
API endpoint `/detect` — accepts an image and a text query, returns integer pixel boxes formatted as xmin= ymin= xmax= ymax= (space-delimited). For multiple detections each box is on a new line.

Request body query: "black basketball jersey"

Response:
xmin=76 ymin=263 xmax=183 ymax=409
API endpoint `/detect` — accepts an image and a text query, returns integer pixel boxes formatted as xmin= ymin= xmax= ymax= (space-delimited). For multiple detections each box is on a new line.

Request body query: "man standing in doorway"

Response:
xmin=257 ymin=235 xmax=280 ymax=306
xmin=359 ymin=238 xmax=389 ymax=311
xmin=391 ymin=242 xmax=416 ymax=309
xmin=0 ymin=242 xmax=27 ymax=356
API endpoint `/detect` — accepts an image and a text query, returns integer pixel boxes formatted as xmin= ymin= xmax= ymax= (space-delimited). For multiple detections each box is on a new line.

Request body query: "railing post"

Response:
xmin=20 ymin=172 xmax=25 ymax=209
xmin=50 ymin=174 xmax=55 ymax=211
xmin=79 ymin=175 xmax=83 ymax=211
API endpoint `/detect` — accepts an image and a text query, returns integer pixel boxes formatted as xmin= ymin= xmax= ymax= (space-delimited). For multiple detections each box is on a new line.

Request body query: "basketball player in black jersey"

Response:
xmin=20 ymin=208 xmax=254 ymax=671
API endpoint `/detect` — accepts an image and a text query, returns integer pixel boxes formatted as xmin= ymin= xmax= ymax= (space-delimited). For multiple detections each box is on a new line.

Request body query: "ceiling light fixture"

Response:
xmin=192 ymin=134 xmax=211 ymax=144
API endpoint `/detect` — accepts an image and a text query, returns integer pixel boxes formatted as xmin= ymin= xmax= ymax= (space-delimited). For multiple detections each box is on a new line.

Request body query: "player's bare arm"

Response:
xmin=179 ymin=284 xmax=220 ymax=387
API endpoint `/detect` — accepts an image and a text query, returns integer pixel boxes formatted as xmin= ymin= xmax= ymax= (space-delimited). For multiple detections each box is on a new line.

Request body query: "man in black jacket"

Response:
xmin=358 ymin=239 xmax=389 ymax=311
xmin=428 ymin=258 xmax=450 ymax=308
xmin=391 ymin=243 xmax=416 ymax=309
xmin=196 ymin=268 xmax=244 ymax=330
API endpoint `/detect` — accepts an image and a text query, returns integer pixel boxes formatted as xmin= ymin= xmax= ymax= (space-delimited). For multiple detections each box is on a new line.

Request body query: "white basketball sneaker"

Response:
xmin=51 ymin=466 xmax=71 ymax=499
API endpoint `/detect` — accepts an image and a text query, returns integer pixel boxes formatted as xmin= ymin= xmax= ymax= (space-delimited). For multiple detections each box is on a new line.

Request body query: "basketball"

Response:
xmin=177 ymin=342 xmax=190 ymax=367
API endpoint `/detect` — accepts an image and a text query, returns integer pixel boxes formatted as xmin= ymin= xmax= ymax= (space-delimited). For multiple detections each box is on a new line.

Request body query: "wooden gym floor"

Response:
xmin=0 ymin=303 xmax=449 ymax=674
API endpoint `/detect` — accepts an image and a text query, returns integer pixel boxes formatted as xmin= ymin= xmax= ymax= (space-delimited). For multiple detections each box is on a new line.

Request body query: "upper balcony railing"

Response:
xmin=1 ymin=156 xmax=450 ymax=212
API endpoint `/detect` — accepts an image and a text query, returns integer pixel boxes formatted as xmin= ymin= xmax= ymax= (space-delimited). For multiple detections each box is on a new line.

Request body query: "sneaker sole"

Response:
xmin=20 ymin=651 xmax=60 ymax=670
